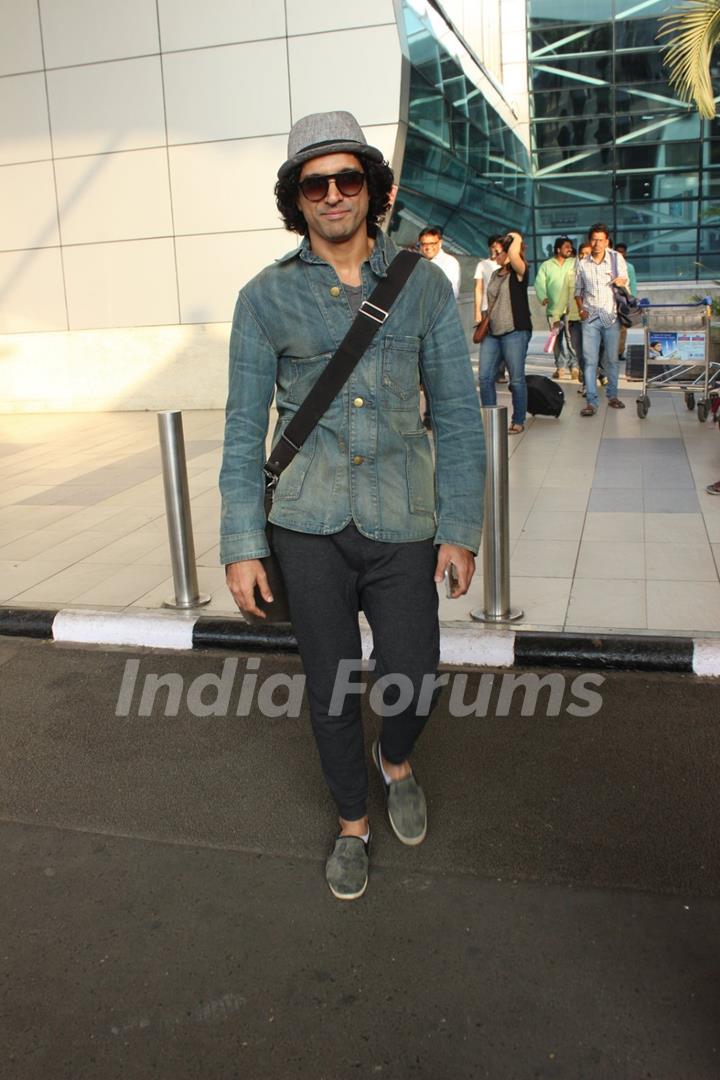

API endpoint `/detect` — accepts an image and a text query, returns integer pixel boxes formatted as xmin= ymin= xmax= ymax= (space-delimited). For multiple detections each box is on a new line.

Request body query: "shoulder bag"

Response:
xmin=245 ymin=249 xmax=422 ymax=623
xmin=610 ymin=251 xmax=642 ymax=329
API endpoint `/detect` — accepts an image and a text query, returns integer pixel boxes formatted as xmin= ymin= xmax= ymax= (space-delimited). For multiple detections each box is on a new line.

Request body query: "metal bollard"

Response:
xmin=471 ymin=405 xmax=523 ymax=624
xmin=157 ymin=410 xmax=211 ymax=609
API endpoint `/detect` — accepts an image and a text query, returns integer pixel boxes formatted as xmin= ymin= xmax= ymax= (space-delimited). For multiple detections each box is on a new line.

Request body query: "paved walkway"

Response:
xmin=3 ymin=640 xmax=720 ymax=1078
xmin=1 ymin=353 xmax=719 ymax=636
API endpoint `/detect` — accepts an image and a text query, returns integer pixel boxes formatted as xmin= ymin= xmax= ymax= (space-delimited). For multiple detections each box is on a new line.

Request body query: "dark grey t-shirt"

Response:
xmin=343 ymin=283 xmax=363 ymax=318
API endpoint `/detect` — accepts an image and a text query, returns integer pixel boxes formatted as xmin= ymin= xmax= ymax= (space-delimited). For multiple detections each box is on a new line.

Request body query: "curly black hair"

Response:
xmin=274 ymin=157 xmax=395 ymax=236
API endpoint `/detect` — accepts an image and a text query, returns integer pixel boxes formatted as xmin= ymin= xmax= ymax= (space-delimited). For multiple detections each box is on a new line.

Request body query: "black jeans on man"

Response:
xmin=272 ymin=523 xmax=440 ymax=821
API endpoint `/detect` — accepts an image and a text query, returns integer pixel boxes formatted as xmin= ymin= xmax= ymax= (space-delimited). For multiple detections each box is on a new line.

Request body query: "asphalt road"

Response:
xmin=1 ymin=637 xmax=719 ymax=1080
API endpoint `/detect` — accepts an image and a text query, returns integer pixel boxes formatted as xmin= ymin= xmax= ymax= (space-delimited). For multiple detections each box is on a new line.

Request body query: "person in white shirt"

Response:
xmin=418 ymin=226 xmax=461 ymax=429
xmin=473 ymin=234 xmax=505 ymax=382
xmin=474 ymin=234 xmax=504 ymax=320
xmin=418 ymin=227 xmax=461 ymax=299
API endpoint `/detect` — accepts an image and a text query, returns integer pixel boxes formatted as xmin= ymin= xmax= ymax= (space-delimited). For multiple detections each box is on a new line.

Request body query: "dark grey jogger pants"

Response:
xmin=272 ymin=523 xmax=441 ymax=820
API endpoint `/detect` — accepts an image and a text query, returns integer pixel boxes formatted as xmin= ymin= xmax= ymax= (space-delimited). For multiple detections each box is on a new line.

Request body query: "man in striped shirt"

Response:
xmin=574 ymin=223 xmax=628 ymax=416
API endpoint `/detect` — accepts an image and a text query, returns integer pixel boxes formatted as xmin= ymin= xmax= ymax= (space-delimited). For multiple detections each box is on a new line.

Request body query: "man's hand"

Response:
xmin=541 ymin=298 xmax=549 ymax=306
xmin=226 ymin=559 xmax=272 ymax=619
xmin=434 ymin=544 xmax=476 ymax=598
xmin=611 ymin=276 xmax=629 ymax=288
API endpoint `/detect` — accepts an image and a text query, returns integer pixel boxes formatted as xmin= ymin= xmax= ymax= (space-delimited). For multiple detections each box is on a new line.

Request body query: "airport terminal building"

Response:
xmin=527 ymin=0 xmax=720 ymax=282
xmin=0 ymin=0 xmax=713 ymax=410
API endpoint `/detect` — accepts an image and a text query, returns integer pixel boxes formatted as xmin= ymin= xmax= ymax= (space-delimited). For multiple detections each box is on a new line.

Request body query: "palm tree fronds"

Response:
xmin=658 ymin=0 xmax=720 ymax=119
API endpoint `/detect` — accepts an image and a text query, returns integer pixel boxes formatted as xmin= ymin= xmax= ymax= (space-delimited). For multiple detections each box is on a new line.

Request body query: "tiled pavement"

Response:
xmin=0 ymin=360 xmax=719 ymax=637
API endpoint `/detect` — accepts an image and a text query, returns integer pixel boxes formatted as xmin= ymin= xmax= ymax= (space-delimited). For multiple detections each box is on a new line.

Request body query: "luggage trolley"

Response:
xmin=636 ymin=299 xmax=720 ymax=421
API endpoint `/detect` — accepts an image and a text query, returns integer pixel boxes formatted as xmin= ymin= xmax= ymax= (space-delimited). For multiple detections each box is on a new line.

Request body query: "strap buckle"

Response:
xmin=263 ymin=466 xmax=279 ymax=490
xmin=280 ymin=431 xmax=301 ymax=453
xmin=263 ymin=431 xmax=302 ymax=489
xmin=359 ymin=300 xmax=389 ymax=325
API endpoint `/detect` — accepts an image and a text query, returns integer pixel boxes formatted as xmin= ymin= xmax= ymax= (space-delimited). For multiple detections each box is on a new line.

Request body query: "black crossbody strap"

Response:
xmin=264 ymin=248 xmax=421 ymax=481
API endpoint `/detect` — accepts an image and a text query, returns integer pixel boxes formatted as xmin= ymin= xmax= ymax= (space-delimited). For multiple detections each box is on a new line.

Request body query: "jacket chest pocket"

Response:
xmin=381 ymin=335 xmax=422 ymax=410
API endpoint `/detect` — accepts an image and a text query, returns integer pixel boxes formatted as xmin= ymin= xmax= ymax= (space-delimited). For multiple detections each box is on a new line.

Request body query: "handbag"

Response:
xmin=245 ymin=249 xmax=422 ymax=623
xmin=473 ymin=315 xmax=490 ymax=345
xmin=610 ymin=251 xmax=642 ymax=328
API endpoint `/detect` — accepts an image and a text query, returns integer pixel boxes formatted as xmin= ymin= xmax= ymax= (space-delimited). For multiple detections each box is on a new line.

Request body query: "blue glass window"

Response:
xmin=394 ymin=0 xmax=531 ymax=254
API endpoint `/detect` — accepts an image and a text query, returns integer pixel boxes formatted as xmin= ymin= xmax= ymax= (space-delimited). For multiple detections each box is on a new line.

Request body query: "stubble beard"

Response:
xmin=314 ymin=208 xmax=365 ymax=245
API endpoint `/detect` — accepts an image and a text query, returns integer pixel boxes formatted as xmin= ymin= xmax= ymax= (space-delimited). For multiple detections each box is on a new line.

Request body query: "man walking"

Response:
xmin=220 ymin=112 xmax=485 ymax=900
xmin=574 ymin=240 xmax=607 ymax=392
xmin=418 ymin=226 xmax=461 ymax=299
xmin=418 ymin=225 xmax=462 ymax=426
xmin=535 ymin=235 xmax=578 ymax=380
xmin=574 ymin=224 xmax=629 ymax=416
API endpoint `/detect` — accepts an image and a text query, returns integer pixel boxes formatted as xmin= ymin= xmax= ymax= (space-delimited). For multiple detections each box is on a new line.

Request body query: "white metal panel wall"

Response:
xmin=0 ymin=0 xmax=402 ymax=409
xmin=0 ymin=0 xmax=402 ymax=338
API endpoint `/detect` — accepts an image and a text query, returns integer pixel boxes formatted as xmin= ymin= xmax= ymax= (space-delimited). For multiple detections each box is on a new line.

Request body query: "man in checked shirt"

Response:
xmin=574 ymin=223 xmax=629 ymax=416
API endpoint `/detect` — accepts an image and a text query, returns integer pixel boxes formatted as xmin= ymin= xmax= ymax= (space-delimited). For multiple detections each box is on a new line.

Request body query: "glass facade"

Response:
xmin=391 ymin=0 xmax=532 ymax=254
xmin=528 ymin=0 xmax=720 ymax=281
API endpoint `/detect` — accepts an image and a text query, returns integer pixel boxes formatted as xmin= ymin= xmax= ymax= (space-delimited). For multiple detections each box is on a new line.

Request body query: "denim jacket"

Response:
xmin=219 ymin=230 xmax=485 ymax=563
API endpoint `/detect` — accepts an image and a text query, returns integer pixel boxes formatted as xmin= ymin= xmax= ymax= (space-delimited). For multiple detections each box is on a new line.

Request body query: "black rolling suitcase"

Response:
xmin=525 ymin=374 xmax=564 ymax=417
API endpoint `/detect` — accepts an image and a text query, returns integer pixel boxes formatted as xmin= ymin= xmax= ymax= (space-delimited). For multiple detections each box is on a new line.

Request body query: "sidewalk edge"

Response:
xmin=1 ymin=606 xmax=717 ymax=675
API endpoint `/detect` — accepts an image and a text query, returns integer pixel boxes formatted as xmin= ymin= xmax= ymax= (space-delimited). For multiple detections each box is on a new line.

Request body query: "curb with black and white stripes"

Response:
xmin=1 ymin=606 xmax=719 ymax=676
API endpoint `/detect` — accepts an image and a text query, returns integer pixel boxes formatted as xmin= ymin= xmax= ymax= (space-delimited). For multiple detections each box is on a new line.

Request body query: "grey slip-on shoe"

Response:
xmin=325 ymin=834 xmax=369 ymax=901
xmin=372 ymin=739 xmax=427 ymax=846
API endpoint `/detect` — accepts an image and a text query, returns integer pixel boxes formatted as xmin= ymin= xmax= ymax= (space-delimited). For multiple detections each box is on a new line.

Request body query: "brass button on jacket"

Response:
xmin=352 ymin=455 xmax=364 ymax=465
xmin=329 ymin=285 xmax=341 ymax=297
xmin=353 ymin=397 xmax=364 ymax=408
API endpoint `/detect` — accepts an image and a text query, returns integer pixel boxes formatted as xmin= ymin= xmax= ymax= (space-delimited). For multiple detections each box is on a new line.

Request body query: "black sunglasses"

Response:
xmin=298 ymin=169 xmax=366 ymax=202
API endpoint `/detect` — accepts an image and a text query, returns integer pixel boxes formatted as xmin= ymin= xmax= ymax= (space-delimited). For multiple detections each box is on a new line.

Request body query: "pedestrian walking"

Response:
xmin=418 ymin=225 xmax=462 ymax=428
xmin=418 ymin=226 xmax=461 ymax=299
xmin=574 ymin=223 xmax=629 ymax=416
xmin=220 ymin=111 xmax=485 ymax=901
xmin=473 ymin=234 xmax=506 ymax=383
xmin=535 ymin=235 xmax=579 ymax=380
xmin=478 ymin=230 xmax=532 ymax=434
xmin=575 ymin=240 xmax=608 ymax=391
xmin=474 ymin=234 xmax=504 ymax=323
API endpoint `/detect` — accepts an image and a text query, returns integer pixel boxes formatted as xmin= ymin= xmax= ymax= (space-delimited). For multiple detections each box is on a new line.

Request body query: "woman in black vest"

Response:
xmin=478 ymin=231 xmax=532 ymax=434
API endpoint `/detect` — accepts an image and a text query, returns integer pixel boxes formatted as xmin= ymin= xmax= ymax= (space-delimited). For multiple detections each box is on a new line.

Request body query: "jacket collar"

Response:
xmin=275 ymin=230 xmax=396 ymax=277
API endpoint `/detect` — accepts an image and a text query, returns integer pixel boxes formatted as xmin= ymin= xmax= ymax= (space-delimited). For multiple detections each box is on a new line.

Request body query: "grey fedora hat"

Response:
xmin=277 ymin=110 xmax=383 ymax=179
